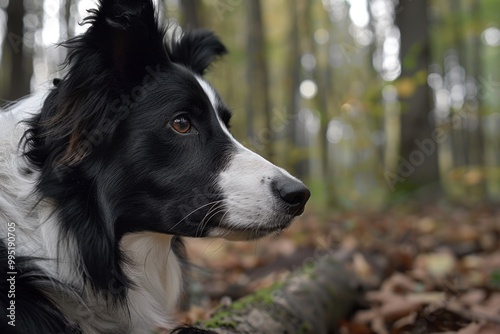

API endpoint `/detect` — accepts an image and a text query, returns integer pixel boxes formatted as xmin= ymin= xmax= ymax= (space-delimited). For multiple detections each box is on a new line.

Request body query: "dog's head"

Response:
xmin=25 ymin=0 xmax=309 ymax=289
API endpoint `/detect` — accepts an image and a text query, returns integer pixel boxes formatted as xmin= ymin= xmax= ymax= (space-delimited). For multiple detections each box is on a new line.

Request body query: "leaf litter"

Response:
xmin=179 ymin=202 xmax=500 ymax=333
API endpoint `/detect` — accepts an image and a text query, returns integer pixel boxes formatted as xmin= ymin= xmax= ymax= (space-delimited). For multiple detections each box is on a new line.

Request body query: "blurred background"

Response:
xmin=1 ymin=0 xmax=500 ymax=211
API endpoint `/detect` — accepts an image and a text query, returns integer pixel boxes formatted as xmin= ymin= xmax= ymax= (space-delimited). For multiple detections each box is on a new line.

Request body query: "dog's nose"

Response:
xmin=272 ymin=176 xmax=311 ymax=216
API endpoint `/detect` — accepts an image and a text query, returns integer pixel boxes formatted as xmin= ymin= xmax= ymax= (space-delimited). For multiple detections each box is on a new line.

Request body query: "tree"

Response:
xmin=180 ymin=0 xmax=201 ymax=30
xmin=395 ymin=0 xmax=439 ymax=191
xmin=285 ymin=0 xmax=301 ymax=173
xmin=65 ymin=0 xmax=73 ymax=38
xmin=0 ymin=0 xmax=33 ymax=104
xmin=246 ymin=0 xmax=272 ymax=159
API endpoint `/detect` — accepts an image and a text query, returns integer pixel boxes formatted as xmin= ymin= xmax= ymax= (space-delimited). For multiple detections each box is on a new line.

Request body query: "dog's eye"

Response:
xmin=171 ymin=116 xmax=192 ymax=134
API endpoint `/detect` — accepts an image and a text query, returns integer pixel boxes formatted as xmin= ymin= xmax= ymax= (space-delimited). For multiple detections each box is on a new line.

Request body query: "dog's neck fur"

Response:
xmin=0 ymin=94 xmax=182 ymax=333
xmin=64 ymin=233 xmax=182 ymax=333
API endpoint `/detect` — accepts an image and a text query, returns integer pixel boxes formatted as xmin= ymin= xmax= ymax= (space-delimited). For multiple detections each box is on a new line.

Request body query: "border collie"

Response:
xmin=0 ymin=0 xmax=310 ymax=333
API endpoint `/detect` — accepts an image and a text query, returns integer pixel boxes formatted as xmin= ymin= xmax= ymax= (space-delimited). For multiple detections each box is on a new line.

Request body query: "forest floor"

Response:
xmin=179 ymin=201 xmax=500 ymax=334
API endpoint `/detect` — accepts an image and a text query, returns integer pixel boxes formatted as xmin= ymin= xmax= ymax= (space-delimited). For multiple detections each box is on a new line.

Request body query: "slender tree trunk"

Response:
xmin=293 ymin=0 xmax=313 ymax=178
xmin=395 ymin=0 xmax=439 ymax=191
xmin=286 ymin=0 xmax=300 ymax=172
xmin=65 ymin=0 xmax=73 ymax=38
xmin=246 ymin=0 xmax=272 ymax=159
xmin=1 ymin=0 xmax=32 ymax=104
xmin=180 ymin=0 xmax=201 ymax=30
xmin=468 ymin=1 xmax=483 ymax=169
xmin=453 ymin=0 xmax=486 ymax=199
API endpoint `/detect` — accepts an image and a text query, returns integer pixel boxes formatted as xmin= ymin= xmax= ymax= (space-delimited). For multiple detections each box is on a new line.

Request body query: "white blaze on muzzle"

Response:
xmin=196 ymin=77 xmax=310 ymax=240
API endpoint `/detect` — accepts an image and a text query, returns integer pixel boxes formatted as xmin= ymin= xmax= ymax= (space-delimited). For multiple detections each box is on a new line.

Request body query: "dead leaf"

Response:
xmin=378 ymin=296 xmax=422 ymax=322
xmin=406 ymin=292 xmax=443 ymax=304
xmin=381 ymin=272 xmax=419 ymax=293
xmin=353 ymin=253 xmax=373 ymax=280
xmin=415 ymin=251 xmax=456 ymax=278
xmin=416 ymin=217 xmax=437 ymax=234
xmin=459 ymin=289 xmax=487 ymax=307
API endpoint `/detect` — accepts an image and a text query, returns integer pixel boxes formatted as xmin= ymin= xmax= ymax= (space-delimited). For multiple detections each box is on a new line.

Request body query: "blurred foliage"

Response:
xmin=1 ymin=0 xmax=500 ymax=211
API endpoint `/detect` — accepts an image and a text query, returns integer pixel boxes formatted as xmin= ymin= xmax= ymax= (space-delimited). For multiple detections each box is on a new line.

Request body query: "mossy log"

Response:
xmin=198 ymin=257 xmax=363 ymax=334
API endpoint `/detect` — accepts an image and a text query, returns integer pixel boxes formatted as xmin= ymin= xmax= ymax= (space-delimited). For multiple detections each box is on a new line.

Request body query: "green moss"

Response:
xmin=326 ymin=285 xmax=337 ymax=296
xmin=202 ymin=283 xmax=283 ymax=329
xmin=298 ymin=321 xmax=313 ymax=334
xmin=202 ymin=311 xmax=238 ymax=329
xmin=232 ymin=282 xmax=282 ymax=309
xmin=303 ymin=260 xmax=316 ymax=270
xmin=490 ymin=269 xmax=500 ymax=289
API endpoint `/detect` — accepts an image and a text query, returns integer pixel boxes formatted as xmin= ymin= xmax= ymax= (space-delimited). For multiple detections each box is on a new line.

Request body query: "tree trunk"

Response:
xmin=1 ymin=0 xmax=32 ymax=104
xmin=245 ymin=0 xmax=272 ymax=160
xmin=65 ymin=0 xmax=73 ymax=38
xmin=395 ymin=0 xmax=439 ymax=192
xmin=285 ymin=0 xmax=301 ymax=174
xmin=198 ymin=257 xmax=362 ymax=334
xmin=180 ymin=0 xmax=201 ymax=30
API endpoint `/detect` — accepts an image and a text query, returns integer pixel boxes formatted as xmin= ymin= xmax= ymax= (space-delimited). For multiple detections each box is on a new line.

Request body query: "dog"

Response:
xmin=0 ymin=0 xmax=310 ymax=333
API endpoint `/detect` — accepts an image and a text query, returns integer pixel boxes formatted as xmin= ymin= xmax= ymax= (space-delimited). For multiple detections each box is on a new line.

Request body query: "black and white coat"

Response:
xmin=0 ymin=1 xmax=309 ymax=333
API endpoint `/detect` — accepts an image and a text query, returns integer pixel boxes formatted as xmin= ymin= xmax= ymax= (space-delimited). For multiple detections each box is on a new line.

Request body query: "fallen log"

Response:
xmin=197 ymin=256 xmax=363 ymax=334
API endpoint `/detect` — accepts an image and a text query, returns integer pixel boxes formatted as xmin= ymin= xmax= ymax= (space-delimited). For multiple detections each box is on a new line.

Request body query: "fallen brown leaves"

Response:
xmin=180 ymin=203 xmax=500 ymax=333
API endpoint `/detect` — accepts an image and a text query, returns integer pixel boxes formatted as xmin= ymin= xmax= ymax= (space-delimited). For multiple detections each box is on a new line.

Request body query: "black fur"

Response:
xmin=22 ymin=0 xmax=230 ymax=301
xmin=0 ymin=242 xmax=81 ymax=334
xmin=168 ymin=29 xmax=227 ymax=75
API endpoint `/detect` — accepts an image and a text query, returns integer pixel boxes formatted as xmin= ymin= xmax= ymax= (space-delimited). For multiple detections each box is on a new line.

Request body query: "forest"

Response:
xmin=1 ymin=0 xmax=500 ymax=333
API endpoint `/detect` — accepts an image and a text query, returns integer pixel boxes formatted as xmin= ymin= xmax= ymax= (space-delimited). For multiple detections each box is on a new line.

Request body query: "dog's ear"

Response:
xmin=32 ymin=0 xmax=168 ymax=166
xmin=65 ymin=0 xmax=167 ymax=84
xmin=169 ymin=30 xmax=227 ymax=75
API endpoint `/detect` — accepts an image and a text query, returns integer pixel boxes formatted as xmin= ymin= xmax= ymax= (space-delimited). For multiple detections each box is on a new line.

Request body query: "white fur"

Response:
xmin=0 ymin=92 xmax=69 ymax=279
xmin=121 ymin=233 xmax=182 ymax=332
xmin=196 ymin=77 xmax=300 ymax=239
xmin=0 ymin=93 xmax=182 ymax=333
